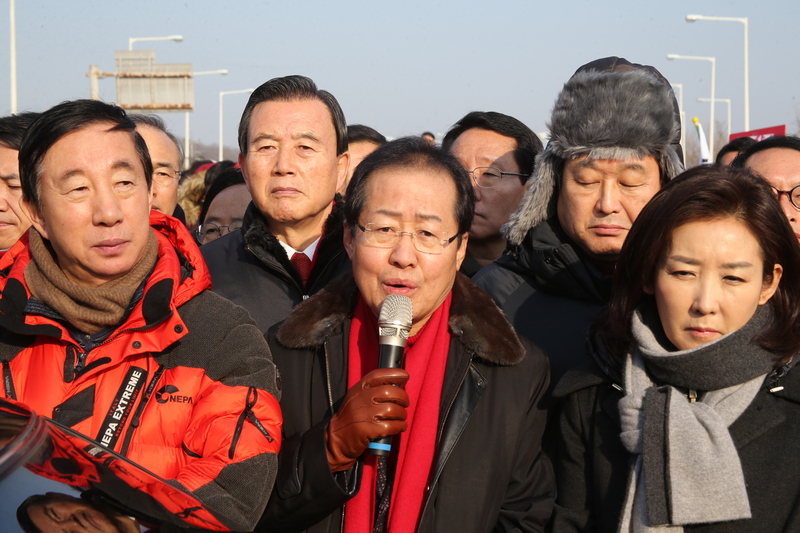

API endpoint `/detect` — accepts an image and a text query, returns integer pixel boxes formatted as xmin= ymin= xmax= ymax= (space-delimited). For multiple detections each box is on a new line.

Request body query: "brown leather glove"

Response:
xmin=326 ymin=367 xmax=410 ymax=472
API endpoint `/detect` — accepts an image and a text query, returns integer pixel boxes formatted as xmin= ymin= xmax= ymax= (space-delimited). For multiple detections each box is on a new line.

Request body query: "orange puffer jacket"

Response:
xmin=0 ymin=212 xmax=282 ymax=531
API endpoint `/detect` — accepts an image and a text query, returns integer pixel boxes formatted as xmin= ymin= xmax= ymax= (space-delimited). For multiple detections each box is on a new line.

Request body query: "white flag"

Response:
xmin=692 ymin=117 xmax=711 ymax=165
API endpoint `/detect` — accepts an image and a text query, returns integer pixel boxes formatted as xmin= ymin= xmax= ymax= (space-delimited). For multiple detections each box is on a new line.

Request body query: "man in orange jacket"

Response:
xmin=0 ymin=99 xmax=282 ymax=531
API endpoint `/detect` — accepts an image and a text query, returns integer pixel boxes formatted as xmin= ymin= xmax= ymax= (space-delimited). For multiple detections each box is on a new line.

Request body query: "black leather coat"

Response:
xmin=257 ymin=274 xmax=555 ymax=533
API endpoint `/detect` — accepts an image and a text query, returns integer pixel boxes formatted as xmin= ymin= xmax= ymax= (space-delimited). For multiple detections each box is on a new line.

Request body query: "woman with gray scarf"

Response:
xmin=549 ymin=165 xmax=800 ymax=532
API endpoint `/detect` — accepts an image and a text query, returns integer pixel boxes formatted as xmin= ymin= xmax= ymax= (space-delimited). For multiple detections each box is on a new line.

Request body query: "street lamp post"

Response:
xmin=185 ymin=70 xmax=229 ymax=168
xmin=686 ymin=14 xmax=749 ymax=131
xmin=219 ymin=89 xmax=255 ymax=161
xmin=9 ymin=0 xmax=17 ymax=114
xmin=128 ymin=35 xmax=183 ymax=51
xmin=667 ymin=54 xmax=717 ymax=156
xmin=698 ymin=97 xmax=732 ymax=140
xmin=671 ymin=83 xmax=686 ymax=159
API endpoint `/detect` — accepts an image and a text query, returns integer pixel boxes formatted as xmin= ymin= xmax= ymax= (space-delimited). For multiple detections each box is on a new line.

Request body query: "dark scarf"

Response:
xmin=24 ymin=229 xmax=159 ymax=334
xmin=618 ymin=304 xmax=775 ymax=531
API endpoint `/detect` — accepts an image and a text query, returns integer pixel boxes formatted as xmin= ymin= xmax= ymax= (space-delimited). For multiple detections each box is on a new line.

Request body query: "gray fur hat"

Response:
xmin=503 ymin=62 xmax=684 ymax=247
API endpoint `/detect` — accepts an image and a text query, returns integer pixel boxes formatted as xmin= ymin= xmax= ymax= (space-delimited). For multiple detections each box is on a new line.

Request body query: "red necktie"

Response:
xmin=291 ymin=252 xmax=313 ymax=287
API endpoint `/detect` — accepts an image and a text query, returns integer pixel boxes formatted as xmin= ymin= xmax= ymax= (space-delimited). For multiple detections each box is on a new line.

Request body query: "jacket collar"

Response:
xmin=500 ymin=217 xmax=610 ymax=304
xmin=0 ymin=211 xmax=210 ymax=340
xmin=241 ymin=196 xmax=347 ymax=288
xmin=242 ymin=195 xmax=346 ymax=258
xmin=276 ymin=273 xmax=526 ymax=366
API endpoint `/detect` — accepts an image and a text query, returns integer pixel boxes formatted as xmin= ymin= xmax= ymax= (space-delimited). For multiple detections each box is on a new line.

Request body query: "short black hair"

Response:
xmin=19 ymin=100 xmax=152 ymax=210
xmin=203 ymin=160 xmax=237 ymax=189
xmin=441 ymin=111 xmax=543 ymax=184
xmin=347 ymin=124 xmax=386 ymax=146
xmin=198 ymin=167 xmax=246 ymax=229
xmin=715 ymin=136 xmax=756 ymax=164
xmin=238 ymin=75 xmax=347 ymax=156
xmin=17 ymin=494 xmax=47 ymax=533
xmin=731 ymin=135 xmax=800 ymax=168
xmin=344 ymin=136 xmax=474 ymax=237
xmin=129 ymin=113 xmax=184 ymax=168
xmin=0 ymin=112 xmax=40 ymax=151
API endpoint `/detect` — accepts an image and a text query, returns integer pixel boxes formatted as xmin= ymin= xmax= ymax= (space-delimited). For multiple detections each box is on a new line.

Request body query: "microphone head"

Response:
xmin=378 ymin=295 xmax=413 ymax=339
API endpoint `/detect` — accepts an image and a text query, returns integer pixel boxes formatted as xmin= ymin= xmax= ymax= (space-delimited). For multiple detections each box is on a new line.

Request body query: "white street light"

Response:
xmin=9 ymin=0 xmax=17 ymax=114
xmin=219 ymin=89 xmax=254 ymax=161
xmin=184 ymin=69 xmax=229 ymax=168
xmin=686 ymin=14 xmax=749 ymax=131
xmin=128 ymin=35 xmax=183 ymax=51
xmin=698 ymin=97 xmax=732 ymax=140
xmin=671 ymin=83 xmax=686 ymax=159
xmin=667 ymin=54 xmax=717 ymax=156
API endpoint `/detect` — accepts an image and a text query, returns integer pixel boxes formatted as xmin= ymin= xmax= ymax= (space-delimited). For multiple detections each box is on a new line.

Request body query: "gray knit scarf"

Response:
xmin=617 ymin=304 xmax=775 ymax=532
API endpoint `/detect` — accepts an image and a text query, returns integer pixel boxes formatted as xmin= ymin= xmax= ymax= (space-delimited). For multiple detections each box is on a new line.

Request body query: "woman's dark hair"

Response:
xmin=597 ymin=165 xmax=800 ymax=365
xmin=344 ymin=136 xmax=474 ymax=237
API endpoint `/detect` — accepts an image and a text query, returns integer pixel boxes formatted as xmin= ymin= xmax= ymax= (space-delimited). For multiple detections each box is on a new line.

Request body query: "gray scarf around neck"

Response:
xmin=617 ymin=304 xmax=775 ymax=532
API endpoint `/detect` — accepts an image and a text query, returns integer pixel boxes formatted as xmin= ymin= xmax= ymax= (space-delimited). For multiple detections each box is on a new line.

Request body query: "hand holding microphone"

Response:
xmin=325 ymin=295 xmax=413 ymax=472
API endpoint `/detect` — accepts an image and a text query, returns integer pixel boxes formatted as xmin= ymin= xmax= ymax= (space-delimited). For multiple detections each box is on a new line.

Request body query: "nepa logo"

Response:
xmin=156 ymin=385 xmax=193 ymax=404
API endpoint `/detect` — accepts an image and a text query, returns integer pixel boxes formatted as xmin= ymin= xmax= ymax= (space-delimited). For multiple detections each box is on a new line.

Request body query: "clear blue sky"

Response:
xmin=1 ymin=0 xmax=797 ymax=157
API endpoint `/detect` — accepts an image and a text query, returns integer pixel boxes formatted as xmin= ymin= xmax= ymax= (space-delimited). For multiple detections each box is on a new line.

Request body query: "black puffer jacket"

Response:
xmin=258 ymin=274 xmax=555 ymax=533
xmin=474 ymin=218 xmax=611 ymax=384
xmin=549 ymin=358 xmax=800 ymax=532
xmin=201 ymin=199 xmax=351 ymax=334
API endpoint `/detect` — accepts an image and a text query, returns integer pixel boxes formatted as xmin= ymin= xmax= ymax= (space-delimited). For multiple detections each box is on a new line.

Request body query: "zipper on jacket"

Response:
xmin=324 ymin=342 xmax=334 ymax=413
xmin=119 ymin=365 xmax=165 ymax=457
xmin=229 ymin=387 xmax=274 ymax=459
xmin=3 ymin=361 xmax=16 ymax=400
xmin=63 ymin=345 xmax=77 ymax=383
xmin=245 ymin=244 xmax=301 ymax=290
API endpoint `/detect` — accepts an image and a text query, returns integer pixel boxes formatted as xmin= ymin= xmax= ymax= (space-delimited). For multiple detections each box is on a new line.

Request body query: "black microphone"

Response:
xmin=367 ymin=294 xmax=412 ymax=456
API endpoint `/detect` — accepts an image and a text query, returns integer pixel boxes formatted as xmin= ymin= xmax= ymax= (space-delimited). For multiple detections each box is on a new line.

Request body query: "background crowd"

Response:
xmin=2 ymin=52 xmax=800 ymax=533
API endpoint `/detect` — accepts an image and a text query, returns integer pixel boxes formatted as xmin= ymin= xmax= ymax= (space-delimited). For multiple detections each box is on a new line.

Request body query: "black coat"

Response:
xmin=549 ymin=360 xmax=800 ymax=532
xmin=201 ymin=200 xmax=352 ymax=335
xmin=474 ymin=218 xmax=611 ymax=384
xmin=257 ymin=274 xmax=555 ymax=533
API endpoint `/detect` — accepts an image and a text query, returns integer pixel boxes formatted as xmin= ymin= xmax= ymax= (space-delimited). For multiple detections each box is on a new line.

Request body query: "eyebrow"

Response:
xmin=58 ymin=160 xmax=138 ymax=181
xmin=668 ymin=255 xmax=754 ymax=269
xmin=250 ymin=132 xmax=322 ymax=146
xmin=574 ymin=160 xmax=647 ymax=172
xmin=375 ymin=208 xmax=442 ymax=223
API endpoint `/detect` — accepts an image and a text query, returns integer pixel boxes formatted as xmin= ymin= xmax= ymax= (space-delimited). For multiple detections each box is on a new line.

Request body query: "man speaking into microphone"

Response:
xmin=260 ymin=137 xmax=554 ymax=533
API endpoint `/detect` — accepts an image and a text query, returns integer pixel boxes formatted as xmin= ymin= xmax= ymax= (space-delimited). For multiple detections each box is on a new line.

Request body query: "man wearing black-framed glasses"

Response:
xmin=442 ymin=111 xmax=542 ymax=276
xmin=733 ymin=135 xmax=800 ymax=242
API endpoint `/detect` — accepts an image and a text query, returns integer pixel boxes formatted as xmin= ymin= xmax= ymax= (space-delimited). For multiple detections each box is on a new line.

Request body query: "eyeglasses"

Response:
xmin=196 ymin=221 xmax=243 ymax=242
xmin=356 ymin=223 xmax=458 ymax=255
xmin=466 ymin=167 xmax=529 ymax=189
xmin=153 ymin=167 xmax=181 ymax=188
xmin=770 ymin=185 xmax=800 ymax=211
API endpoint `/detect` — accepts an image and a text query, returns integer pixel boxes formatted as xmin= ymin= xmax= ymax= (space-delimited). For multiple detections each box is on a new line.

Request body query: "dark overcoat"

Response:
xmin=550 ymin=360 xmax=800 ymax=532
xmin=258 ymin=274 xmax=555 ymax=533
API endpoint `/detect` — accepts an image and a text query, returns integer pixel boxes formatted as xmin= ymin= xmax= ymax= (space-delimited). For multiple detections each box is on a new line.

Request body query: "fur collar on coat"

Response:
xmin=276 ymin=273 xmax=526 ymax=366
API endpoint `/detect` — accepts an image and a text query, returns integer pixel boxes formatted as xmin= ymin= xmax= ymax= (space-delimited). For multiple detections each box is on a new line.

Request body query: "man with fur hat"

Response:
xmin=474 ymin=57 xmax=683 ymax=383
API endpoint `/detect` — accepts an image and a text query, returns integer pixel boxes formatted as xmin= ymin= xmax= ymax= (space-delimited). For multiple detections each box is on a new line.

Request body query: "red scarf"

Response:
xmin=344 ymin=293 xmax=452 ymax=533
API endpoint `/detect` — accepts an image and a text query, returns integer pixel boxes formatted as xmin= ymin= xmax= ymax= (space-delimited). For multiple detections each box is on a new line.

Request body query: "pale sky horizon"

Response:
xmin=1 ymin=0 xmax=797 ymax=160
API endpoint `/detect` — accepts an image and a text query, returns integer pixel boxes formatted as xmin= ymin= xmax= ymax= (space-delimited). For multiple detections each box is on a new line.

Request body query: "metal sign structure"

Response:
xmin=114 ymin=50 xmax=193 ymax=112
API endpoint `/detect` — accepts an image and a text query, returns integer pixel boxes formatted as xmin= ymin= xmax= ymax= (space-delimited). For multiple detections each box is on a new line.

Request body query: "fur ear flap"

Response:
xmin=503 ymin=148 xmax=560 ymax=246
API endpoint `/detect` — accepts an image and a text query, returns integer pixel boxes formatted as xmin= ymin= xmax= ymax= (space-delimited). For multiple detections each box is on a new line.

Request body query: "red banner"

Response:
xmin=729 ymin=125 xmax=786 ymax=142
